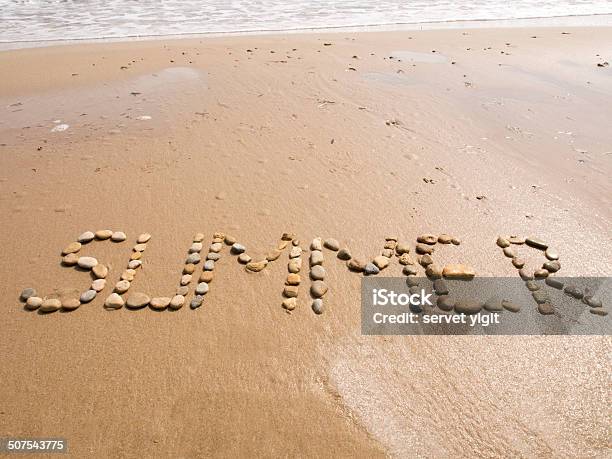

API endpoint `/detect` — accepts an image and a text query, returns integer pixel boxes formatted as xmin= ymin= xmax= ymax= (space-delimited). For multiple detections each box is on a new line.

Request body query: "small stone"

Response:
xmin=133 ymin=243 xmax=147 ymax=252
xmin=91 ymin=279 xmax=106 ymax=292
xmin=585 ymin=297 xmax=602 ymax=308
xmin=288 ymin=258 xmax=302 ymax=273
xmin=433 ymin=279 xmax=449 ymax=295
xmin=442 ymin=264 xmax=475 ymax=279
xmin=196 ymin=282 xmax=209 ymax=295
xmin=193 ymin=233 xmax=205 ymax=242
xmin=398 ymin=253 xmax=413 ymax=265
xmin=150 ymin=297 xmax=171 ymax=311
xmin=80 ymin=290 xmax=97 ymax=303
xmin=189 ymin=242 xmax=203 ymax=253
xmin=231 ymin=243 xmax=246 ymax=254
xmin=484 ymin=299 xmax=503 ymax=312
xmin=78 ymin=231 xmax=95 ymax=243
xmin=310 ymin=238 xmax=323 ymax=251
xmin=129 ymin=260 xmax=142 ymax=269
xmin=176 ymin=286 xmax=189 ymax=296
xmin=204 ymin=260 xmax=215 ymax=271
xmin=290 ymin=246 xmax=302 ymax=258
xmin=25 ymin=296 xmax=43 ymax=310
xmin=310 ymin=265 xmax=326 ymax=281
xmin=385 ymin=235 xmax=398 ymax=242
xmin=20 ymin=288 xmax=37 ymax=301
xmin=213 ymin=232 xmax=225 ymax=240
xmin=200 ymin=271 xmax=214 ymax=283
xmin=207 ymin=252 xmax=221 ymax=261
xmin=590 ymin=308 xmax=608 ymax=316
xmin=190 ymin=295 xmax=204 ymax=309
xmin=426 ymin=264 xmax=443 ymax=279
xmin=246 ymin=260 xmax=268 ymax=272
xmin=532 ymin=291 xmax=549 ymax=304
xmin=384 ymin=240 xmax=397 ymax=250
xmin=281 ymin=232 xmax=295 ymax=241
xmin=395 ymin=242 xmax=411 ymax=255
xmin=545 ymin=248 xmax=559 ymax=260
xmin=451 ymin=238 xmax=461 ymax=245
xmin=40 ymin=298 xmax=61 ymax=312
xmin=420 ymin=254 xmax=434 ymax=267
xmin=503 ymin=246 xmax=516 ymax=258
xmin=417 ymin=234 xmax=437 ymax=245
xmin=210 ymin=242 xmax=223 ymax=253
xmin=282 ymin=297 xmax=297 ymax=311
xmin=310 ymin=250 xmax=324 ymax=266
xmin=545 ymin=277 xmax=564 ymax=290
xmin=77 ymin=256 xmax=98 ymax=269
xmin=104 ymin=293 xmax=124 ymax=309
xmin=415 ymin=243 xmax=434 ymax=255
xmin=381 ymin=249 xmax=393 ymax=258
xmin=534 ymin=269 xmax=549 ymax=279
xmin=525 ymin=237 xmax=548 ymax=250
xmin=286 ymin=273 xmax=301 ymax=285
xmin=373 ymin=255 xmax=389 ymax=270
xmin=543 ymin=260 xmax=561 ymax=273
xmin=324 ymin=238 xmax=340 ymax=251
xmin=238 ymin=253 xmax=252 ymax=264
xmin=181 ymin=264 xmax=195 ymax=275
xmin=564 ymin=285 xmax=583 ymax=299
xmin=95 ymin=229 xmax=113 ymax=240
xmin=111 ymin=231 xmax=127 ymax=242
xmin=525 ymin=281 xmax=540 ymax=291
xmin=538 ymin=303 xmax=554 ymax=315
xmin=403 ymin=265 xmax=418 ymax=276
xmin=92 ymin=264 xmax=108 ymax=279
xmin=312 ymin=299 xmax=324 ymax=314
xmin=509 ymin=236 xmax=525 ymax=245
xmin=126 ymin=292 xmax=150 ymax=309
xmin=311 ymin=281 xmax=328 ymax=298
xmin=512 ymin=257 xmax=525 ymax=269
xmin=364 ymin=263 xmax=380 ymax=275
xmin=266 ymin=249 xmax=282 ymax=261
xmin=454 ymin=299 xmax=482 ymax=315
xmin=292 ymin=239 xmax=300 ymax=246
xmin=277 ymin=241 xmax=289 ymax=250
xmin=518 ymin=268 xmax=533 ymax=281
xmin=121 ymin=269 xmax=136 ymax=281
xmin=496 ymin=236 xmax=510 ymax=248
xmin=283 ymin=286 xmax=299 ymax=298
xmin=347 ymin=258 xmax=366 ymax=272
xmin=61 ymin=298 xmax=80 ymax=311
xmin=186 ymin=253 xmax=201 ymax=264
xmin=137 ymin=233 xmax=152 ymax=243
xmin=62 ymin=241 xmax=82 ymax=255
xmin=224 ymin=235 xmax=237 ymax=245
xmin=438 ymin=234 xmax=453 ymax=244
xmin=114 ymin=280 xmax=130 ymax=293
xmin=502 ymin=300 xmax=521 ymax=313
xmin=406 ymin=277 xmax=420 ymax=287
xmin=437 ymin=296 xmax=455 ymax=311
xmin=337 ymin=248 xmax=352 ymax=260
xmin=169 ymin=295 xmax=185 ymax=310
xmin=62 ymin=253 xmax=79 ymax=266
xmin=180 ymin=274 xmax=192 ymax=286
xmin=130 ymin=252 xmax=142 ymax=261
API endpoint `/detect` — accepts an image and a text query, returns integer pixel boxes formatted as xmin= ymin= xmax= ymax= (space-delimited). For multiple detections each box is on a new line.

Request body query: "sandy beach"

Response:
xmin=1 ymin=26 xmax=611 ymax=457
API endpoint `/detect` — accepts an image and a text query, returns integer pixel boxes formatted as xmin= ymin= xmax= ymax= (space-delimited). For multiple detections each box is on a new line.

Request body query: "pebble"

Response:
xmin=190 ymin=295 xmax=204 ymax=309
xmin=288 ymin=258 xmax=302 ymax=273
xmin=417 ymin=234 xmax=437 ymax=245
xmin=210 ymin=242 xmax=223 ymax=253
xmin=406 ymin=277 xmax=420 ymax=287
xmin=246 ymin=260 xmax=268 ymax=272
xmin=310 ymin=280 xmax=328 ymax=298
xmin=525 ymin=237 xmax=548 ymax=250
xmin=312 ymin=299 xmax=324 ymax=314
xmin=292 ymin=239 xmax=300 ymax=246
xmin=437 ymin=295 xmax=455 ymax=311
xmin=133 ymin=243 xmax=147 ymax=252
xmin=438 ymin=234 xmax=453 ymax=244
xmin=186 ymin=253 xmax=201 ymax=264
xmin=525 ymin=281 xmax=540 ymax=291
xmin=518 ymin=268 xmax=533 ymax=281
xmin=395 ymin=242 xmax=411 ymax=255
xmin=193 ymin=233 xmax=205 ymax=242
xmin=181 ymin=274 xmax=192 ymax=286
xmin=111 ymin=231 xmax=127 ymax=242
xmin=189 ymin=242 xmax=203 ymax=253
xmin=290 ymin=246 xmax=302 ymax=258
xmin=415 ymin=243 xmax=434 ymax=255
xmin=62 ymin=298 xmax=80 ymax=311
xmin=150 ymin=297 xmax=171 ymax=311
xmin=502 ymin=300 xmax=521 ymax=313
xmin=398 ymin=253 xmax=413 ymax=265
xmin=419 ymin=254 xmax=434 ymax=267
xmin=286 ymin=273 xmax=301 ymax=285
xmin=509 ymin=236 xmax=525 ymax=245
xmin=92 ymin=264 xmax=108 ymax=279
xmin=543 ymin=260 xmax=561 ymax=273
xmin=381 ymin=249 xmax=393 ymax=258
xmin=384 ymin=240 xmax=396 ymax=250
xmin=310 ymin=238 xmax=323 ymax=251
xmin=62 ymin=253 xmax=79 ymax=265
xmin=62 ymin=241 xmax=82 ymax=255
xmin=347 ymin=258 xmax=366 ymax=272
xmin=137 ymin=233 xmax=152 ymax=243
xmin=91 ymin=279 xmax=106 ymax=292
xmin=310 ymin=250 xmax=324 ymax=266
xmin=385 ymin=236 xmax=398 ymax=242
xmin=114 ymin=280 xmax=130 ymax=293
xmin=282 ymin=297 xmax=297 ymax=311
xmin=207 ymin=252 xmax=221 ymax=261
xmin=534 ymin=269 xmax=549 ymax=279
xmin=564 ymin=285 xmax=583 ymax=299
xmin=310 ymin=265 xmax=326 ymax=281
xmin=433 ymin=279 xmax=449 ymax=295
xmin=403 ymin=265 xmax=418 ymax=276
xmin=589 ymin=308 xmax=608 ymax=316
xmin=585 ymin=297 xmax=602 ymax=308
xmin=324 ymin=239 xmax=340 ymax=251
xmin=512 ymin=258 xmax=525 ymax=269
xmin=95 ymin=229 xmax=113 ymax=240
xmin=281 ymin=232 xmax=295 ymax=241
xmin=78 ymin=231 xmax=95 ymax=243
xmin=538 ymin=303 xmax=554 ymax=315
xmin=77 ymin=256 xmax=98 ymax=269
xmin=40 ymin=298 xmax=61 ymax=312
xmin=266 ymin=249 xmax=282 ymax=261
xmin=503 ymin=246 xmax=516 ymax=258
xmin=532 ymin=291 xmax=549 ymax=304
xmin=200 ymin=271 xmax=214 ymax=283
xmin=484 ymin=299 xmax=503 ymax=312
xmin=454 ymin=299 xmax=482 ymax=314
xmin=196 ymin=282 xmax=209 ymax=295
xmin=238 ymin=253 xmax=252 ymax=264
xmin=25 ymin=296 xmax=43 ymax=310
xmin=373 ymin=256 xmax=389 ymax=270
xmin=183 ymin=264 xmax=196 ymax=274
xmin=128 ymin=260 xmax=142 ymax=269
xmin=442 ymin=264 xmax=475 ymax=279
xmin=121 ymin=269 xmax=136 ymax=281
xmin=337 ymin=248 xmax=352 ymax=260
xmin=545 ymin=278 xmax=564 ymax=290
xmin=204 ymin=260 xmax=215 ymax=271
xmin=80 ymin=290 xmax=97 ymax=303
xmin=496 ymin=236 xmax=510 ymax=248
xmin=20 ymin=288 xmax=37 ymax=301
xmin=126 ymin=292 xmax=150 ymax=309
xmin=283 ymin=286 xmax=299 ymax=298
xmin=225 ymin=235 xmax=237 ymax=245
xmin=545 ymin=248 xmax=559 ymax=260
xmin=451 ymin=238 xmax=461 ymax=245
xmin=169 ymin=295 xmax=185 ymax=310
xmin=426 ymin=264 xmax=443 ymax=279
xmin=364 ymin=263 xmax=380 ymax=275
xmin=130 ymin=252 xmax=142 ymax=261
xmin=104 ymin=293 xmax=125 ymax=309
xmin=176 ymin=286 xmax=189 ymax=296
xmin=231 ymin=243 xmax=246 ymax=254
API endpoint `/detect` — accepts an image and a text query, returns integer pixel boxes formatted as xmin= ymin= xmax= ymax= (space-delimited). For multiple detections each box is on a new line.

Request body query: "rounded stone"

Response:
xmin=180 ymin=274 xmax=192 ymax=286
xmin=224 ymin=235 xmax=237 ymax=245
xmin=176 ymin=286 xmax=189 ymax=296
xmin=137 ymin=233 xmax=152 ymax=243
xmin=433 ymin=279 xmax=449 ymax=295
xmin=545 ymin=277 xmax=564 ymax=290
xmin=451 ymin=238 xmax=461 ymax=245
xmin=133 ymin=243 xmax=147 ymax=252
xmin=373 ymin=255 xmax=389 ymax=270
xmin=323 ymin=239 xmax=340 ymax=251
xmin=406 ymin=277 xmax=420 ymax=287
xmin=210 ymin=242 xmax=223 ymax=253
xmin=80 ymin=290 xmax=97 ymax=303
xmin=121 ymin=269 xmax=136 ymax=281
xmin=426 ymin=264 xmax=443 ymax=279
xmin=193 ymin=233 xmax=205 ymax=242
xmin=266 ymin=249 xmax=282 ymax=261
xmin=62 ymin=241 xmax=82 ymax=255
xmin=186 ymin=253 xmax=201 ymax=264
xmin=532 ymin=291 xmax=550 ymax=304
xmin=288 ymin=258 xmax=302 ymax=273
xmin=543 ymin=260 xmax=561 ymax=273
xmin=310 ymin=250 xmax=324 ymax=266
xmin=91 ymin=279 xmax=106 ymax=292
xmin=417 ymin=234 xmax=438 ymax=245
xmin=62 ymin=253 xmax=79 ymax=266
xmin=61 ymin=298 xmax=81 ymax=311
xmin=420 ymin=254 xmax=434 ymax=267
xmin=20 ymin=288 xmax=37 ymax=301
xmin=589 ymin=308 xmax=608 ymax=316
xmin=538 ymin=302 xmax=554 ymax=315
xmin=282 ymin=297 xmax=297 ymax=311
xmin=310 ymin=281 xmax=328 ymax=298
xmin=398 ymin=253 xmax=413 ymax=265
xmin=518 ymin=268 xmax=533 ymax=281
xmin=200 ymin=271 xmax=214 ymax=283
xmin=25 ymin=296 xmax=43 ymax=310
xmin=403 ymin=265 xmax=418 ymax=276
xmin=77 ymin=256 xmax=98 ymax=269
xmin=40 ymin=298 xmax=61 ymax=312
xmin=503 ymin=246 xmax=516 ymax=258
xmin=337 ymin=248 xmax=352 ymax=260
xmin=525 ymin=280 xmax=540 ymax=291
xmin=114 ymin=280 xmax=130 ymax=294
xmin=347 ymin=258 xmax=366 ymax=272
xmin=534 ymin=269 xmax=549 ymax=279
xmin=382 ymin=248 xmax=395 ymax=258
xmin=150 ymin=297 xmax=171 ymax=311
xmin=289 ymin=246 xmax=302 ymax=258
xmin=286 ymin=273 xmax=301 ymax=286
xmin=437 ymin=295 xmax=455 ymax=311
xmin=312 ymin=299 xmax=324 ymax=314
xmin=246 ymin=260 xmax=268 ymax=272
xmin=525 ymin=237 xmax=548 ymax=250
xmin=92 ymin=264 xmax=108 ymax=279
xmin=443 ymin=264 xmax=475 ymax=279
xmin=496 ymin=236 xmax=510 ymax=248
xmin=438 ymin=234 xmax=453 ymax=244
xmin=190 ymin=296 xmax=204 ymax=309
xmin=231 ymin=243 xmax=246 ymax=254
xmin=283 ymin=286 xmax=299 ymax=298
xmin=364 ymin=263 xmax=380 ymax=275
xmin=512 ymin=258 xmax=525 ymax=269
xmin=130 ymin=252 xmax=142 ymax=261
xmin=545 ymin=248 xmax=559 ymax=260
xmin=169 ymin=295 xmax=185 ymax=310
xmin=585 ymin=297 xmax=602 ymax=308
xmin=95 ymin=229 xmax=113 ymax=240
xmin=189 ymin=242 xmax=203 ymax=253
xmin=204 ymin=260 xmax=215 ymax=271
xmin=128 ymin=260 xmax=142 ymax=269
xmin=207 ymin=252 xmax=221 ymax=261
xmin=111 ymin=231 xmax=127 ymax=242
xmin=126 ymin=292 xmax=150 ymax=309
xmin=508 ymin=236 xmax=525 ymax=245
xmin=78 ymin=231 xmax=95 ymax=243
xmin=183 ymin=264 xmax=196 ymax=274
xmin=395 ymin=242 xmax=411 ymax=255
xmin=196 ymin=282 xmax=209 ymax=295
xmin=310 ymin=238 xmax=323 ymax=251
xmin=310 ymin=265 xmax=326 ymax=281
xmin=502 ymin=300 xmax=521 ymax=312
xmin=483 ymin=299 xmax=503 ymax=312
xmin=564 ymin=285 xmax=583 ymax=299
xmin=415 ymin=243 xmax=434 ymax=255
xmin=454 ymin=299 xmax=482 ymax=315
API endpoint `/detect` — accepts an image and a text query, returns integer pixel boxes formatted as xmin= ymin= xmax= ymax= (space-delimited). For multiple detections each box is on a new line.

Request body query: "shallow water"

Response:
xmin=1 ymin=0 xmax=611 ymax=44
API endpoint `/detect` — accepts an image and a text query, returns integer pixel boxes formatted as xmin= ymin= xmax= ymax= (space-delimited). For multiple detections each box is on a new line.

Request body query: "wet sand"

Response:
xmin=0 ymin=27 xmax=611 ymax=457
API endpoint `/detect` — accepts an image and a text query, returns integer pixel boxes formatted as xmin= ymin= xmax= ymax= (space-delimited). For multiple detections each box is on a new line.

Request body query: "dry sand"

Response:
xmin=1 ymin=27 xmax=611 ymax=457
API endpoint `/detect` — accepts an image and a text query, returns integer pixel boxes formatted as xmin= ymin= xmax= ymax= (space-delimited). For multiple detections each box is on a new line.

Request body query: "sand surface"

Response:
xmin=1 ymin=27 xmax=611 ymax=457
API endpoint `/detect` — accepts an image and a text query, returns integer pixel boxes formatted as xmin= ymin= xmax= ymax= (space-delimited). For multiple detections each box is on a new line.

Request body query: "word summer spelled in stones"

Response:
xmin=18 ymin=230 xmax=607 ymax=317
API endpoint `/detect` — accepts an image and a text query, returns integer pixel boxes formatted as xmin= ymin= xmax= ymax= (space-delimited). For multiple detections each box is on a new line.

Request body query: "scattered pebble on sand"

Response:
xmin=80 ymin=290 xmax=97 ymax=303
xmin=311 ymin=299 xmax=324 ymax=314
xmin=95 ymin=229 xmax=113 ymax=240
xmin=169 ymin=295 xmax=185 ymax=310
xmin=62 ymin=241 xmax=82 ymax=255
xmin=78 ymin=231 xmax=95 ymax=243
xmin=310 ymin=280 xmax=328 ymax=298
xmin=77 ymin=256 xmax=98 ymax=269
xmin=25 ymin=296 xmax=43 ymax=310
xmin=323 ymin=238 xmax=340 ymax=251
xmin=137 ymin=233 xmax=152 ymax=243
xmin=126 ymin=292 xmax=150 ymax=309
xmin=111 ymin=231 xmax=127 ymax=242
xmin=150 ymin=297 xmax=171 ymax=311
xmin=40 ymin=298 xmax=61 ymax=313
